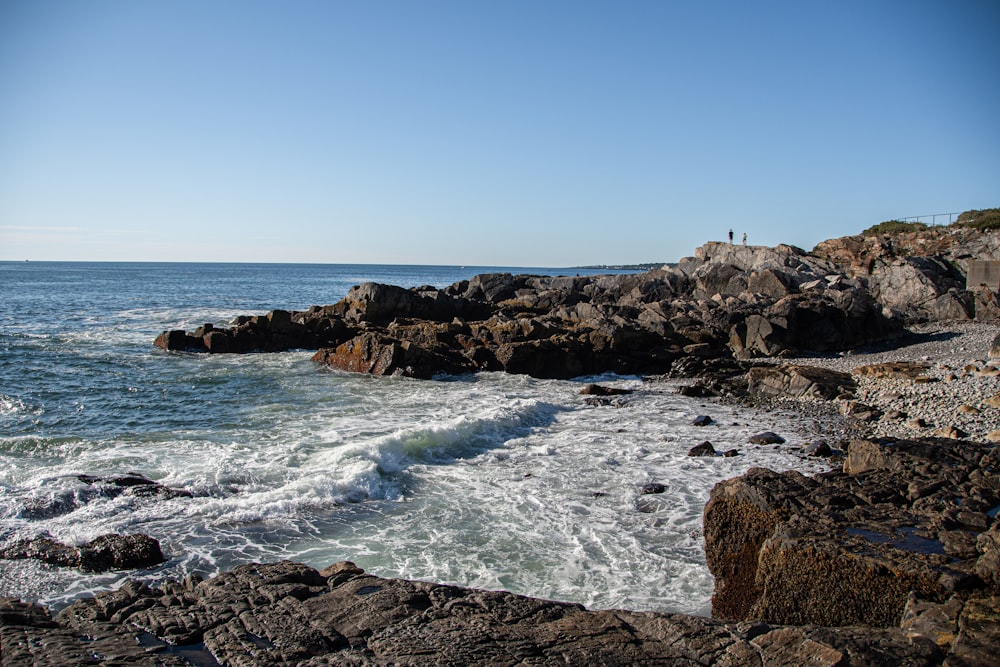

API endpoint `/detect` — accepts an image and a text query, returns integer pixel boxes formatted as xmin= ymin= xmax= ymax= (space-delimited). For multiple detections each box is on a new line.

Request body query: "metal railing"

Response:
xmin=897 ymin=212 xmax=963 ymax=226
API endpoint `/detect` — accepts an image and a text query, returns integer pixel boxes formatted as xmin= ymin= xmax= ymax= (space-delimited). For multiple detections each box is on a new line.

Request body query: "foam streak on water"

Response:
xmin=0 ymin=262 xmax=830 ymax=614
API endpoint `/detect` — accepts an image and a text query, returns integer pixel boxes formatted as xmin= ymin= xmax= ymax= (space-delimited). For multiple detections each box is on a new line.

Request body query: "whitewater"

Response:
xmin=0 ymin=262 xmax=831 ymax=615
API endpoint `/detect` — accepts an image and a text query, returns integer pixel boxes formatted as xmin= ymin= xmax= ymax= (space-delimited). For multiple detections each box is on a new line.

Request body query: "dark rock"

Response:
xmin=0 ymin=533 xmax=164 ymax=572
xmin=0 ymin=559 xmax=952 ymax=666
xmin=804 ymin=440 xmax=833 ymax=457
xmin=582 ymin=395 xmax=630 ymax=407
xmin=579 ymin=384 xmax=633 ymax=396
xmin=153 ymin=329 xmax=205 ymax=352
xmin=840 ymin=400 xmax=883 ymax=422
xmin=749 ymin=431 xmax=786 ymax=445
xmin=78 ymin=534 xmax=165 ymax=572
xmin=688 ymin=441 xmax=717 ymax=457
xmin=723 ymin=449 xmax=740 ymax=457
xmin=692 ymin=415 xmax=713 ymax=426
xmin=77 ymin=472 xmax=192 ymax=500
xmin=677 ymin=383 xmax=719 ymax=397
xmin=640 ymin=483 xmax=667 ymax=495
xmin=152 ymin=240 xmax=912 ymax=380
xmin=312 ymin=331 xmax=472 ymax=379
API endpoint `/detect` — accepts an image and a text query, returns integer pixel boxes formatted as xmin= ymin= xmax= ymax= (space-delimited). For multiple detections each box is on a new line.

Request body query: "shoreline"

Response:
xmin=4 ymin=323 xmax=997 ymax=664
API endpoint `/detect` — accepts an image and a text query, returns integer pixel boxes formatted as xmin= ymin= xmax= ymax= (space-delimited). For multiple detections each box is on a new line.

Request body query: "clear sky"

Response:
xmin=1 ymin=0 xmax=997 ymax=266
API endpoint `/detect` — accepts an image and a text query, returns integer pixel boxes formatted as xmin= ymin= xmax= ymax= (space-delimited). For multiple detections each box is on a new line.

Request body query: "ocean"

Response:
xmin=0 ymin=261 xmax=830 ymax=615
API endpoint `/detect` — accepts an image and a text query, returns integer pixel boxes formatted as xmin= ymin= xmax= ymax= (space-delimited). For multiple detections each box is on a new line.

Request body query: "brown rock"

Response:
xmin=706 ymin=437 xmax=1000 ymax=630
xmin=0 ymin=559 xmax=947 ymax=666
xmin=853 ymin=361 xmax=931 ymax=380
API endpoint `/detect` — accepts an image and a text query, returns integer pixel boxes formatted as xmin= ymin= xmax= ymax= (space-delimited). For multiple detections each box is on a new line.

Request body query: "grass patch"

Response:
xmin=954 ymin=208 xmax=1000 ymax=230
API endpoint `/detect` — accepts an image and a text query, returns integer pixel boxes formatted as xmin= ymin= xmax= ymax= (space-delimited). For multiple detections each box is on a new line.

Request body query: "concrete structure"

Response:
xmin=967 ymin=260 xmax=1000 ymax=290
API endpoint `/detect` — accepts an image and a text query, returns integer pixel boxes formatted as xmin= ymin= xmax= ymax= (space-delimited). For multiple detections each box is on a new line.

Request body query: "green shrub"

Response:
xmin=862 ymin=220 xmax=928 ymax=236
xmin=954 ymin=208 xmax=1000 ymax=230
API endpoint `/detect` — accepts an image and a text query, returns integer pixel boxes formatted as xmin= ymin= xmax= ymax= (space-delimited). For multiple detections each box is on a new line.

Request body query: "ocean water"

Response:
xmin=0 ymin=261 xmax=831 ymax=615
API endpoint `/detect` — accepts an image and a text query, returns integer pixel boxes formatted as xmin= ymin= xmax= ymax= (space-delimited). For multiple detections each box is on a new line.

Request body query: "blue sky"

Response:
xmin=1 ymin=0 xmax=997 ymax=265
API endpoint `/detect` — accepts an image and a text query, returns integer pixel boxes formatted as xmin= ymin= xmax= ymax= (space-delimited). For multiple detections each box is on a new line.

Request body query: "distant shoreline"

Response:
xmin=572 ymin=262 xmax=667 ymax=270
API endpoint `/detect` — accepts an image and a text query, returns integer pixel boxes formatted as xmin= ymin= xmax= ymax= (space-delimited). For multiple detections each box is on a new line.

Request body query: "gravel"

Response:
xmin=768 ymin=322 xmax=1000 ymax=442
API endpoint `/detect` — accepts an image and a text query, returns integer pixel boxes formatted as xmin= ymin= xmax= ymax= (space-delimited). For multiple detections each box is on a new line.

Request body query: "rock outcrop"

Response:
xmin=156 ymin=243 xmax=911 ymax=379
xmin=0 ymin=559 xmax=949 ymax=666
xmin=813 ymin=225 xmax=1000 ymax=322
xmin=746 ymin=364 xmax=857 ymax=400
xmin=704 ymin=436 xmax=999 ymax=634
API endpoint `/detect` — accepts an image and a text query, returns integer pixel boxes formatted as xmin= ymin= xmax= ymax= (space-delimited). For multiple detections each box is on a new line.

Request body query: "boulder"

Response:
xmin=747 ymin=364 xmax=856 ymax=400
xmin=728 ymin=291 xmax=900 ymax=358
xmin=749 ymin=431 xmax=786 ymax=445
xmin=869 ymin=257 xmax=970 ymax=322
xmin=688 ymin=441 xmax=717 ymax=456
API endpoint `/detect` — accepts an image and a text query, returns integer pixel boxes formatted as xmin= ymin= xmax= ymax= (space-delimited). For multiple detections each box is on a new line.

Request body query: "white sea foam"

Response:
xmin=0 ymin=263 xmax=838 ymax=615
xmin=0 ymin=363 xmax=834 ymax=613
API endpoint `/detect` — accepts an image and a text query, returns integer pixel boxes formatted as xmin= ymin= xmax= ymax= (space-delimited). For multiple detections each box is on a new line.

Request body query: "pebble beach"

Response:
xmin=775 ymin=322 xmax=1000 ymax=442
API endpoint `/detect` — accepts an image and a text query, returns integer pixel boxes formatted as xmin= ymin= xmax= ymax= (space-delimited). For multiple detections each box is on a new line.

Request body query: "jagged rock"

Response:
xmin=747 ymin=364 xmax=856 ymax=400
xmin=0 ymin=560 xmax=951 ymax=666
xmin=869 ymin=257 xmax=970 ymax=321
xmin=312 ymin=331 xmax=472 ymax=379
xmin=641 ymin=483 xmax=667 ymax=495
xmin=153 ymin=241 xmax=912 ymax=379
xmin=728 ymin=291 xmax=900 ymax=358
xmin=77 ymin=472 xmax=192 ymax=500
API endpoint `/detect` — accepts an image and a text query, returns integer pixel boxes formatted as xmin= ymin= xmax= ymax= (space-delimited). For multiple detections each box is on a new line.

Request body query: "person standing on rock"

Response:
xmin=742 ymin=232 xmax=747 ymax=246
xmin=728 ymin=229 xmax=734 ymax=244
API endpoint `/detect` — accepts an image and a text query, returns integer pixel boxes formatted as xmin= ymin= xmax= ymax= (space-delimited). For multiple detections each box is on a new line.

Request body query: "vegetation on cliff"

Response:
xmin=862 ymin=220 xmax=929 ymax=236
xmin=861 ymin=208 xmax=999 ymax=236
xmin=955 ymin=207 xmax=1000 ymax=230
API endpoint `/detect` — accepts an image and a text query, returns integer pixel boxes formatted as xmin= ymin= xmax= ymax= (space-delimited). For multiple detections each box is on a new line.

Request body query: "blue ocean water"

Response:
xmin=0 ymin=261 xmax=830 ymax=614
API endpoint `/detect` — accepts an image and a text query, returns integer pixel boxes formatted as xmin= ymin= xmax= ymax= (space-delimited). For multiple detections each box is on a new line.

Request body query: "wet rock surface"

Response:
xmin=1 ymin=560 xmax=951 ymax=666
xmin=0 ymin=533 xmax=165 ymax=572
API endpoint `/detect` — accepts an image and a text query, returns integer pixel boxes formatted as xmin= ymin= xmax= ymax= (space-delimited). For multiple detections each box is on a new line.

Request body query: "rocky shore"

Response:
xmin=5 ymin=218 xmax=1000 ymax=664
